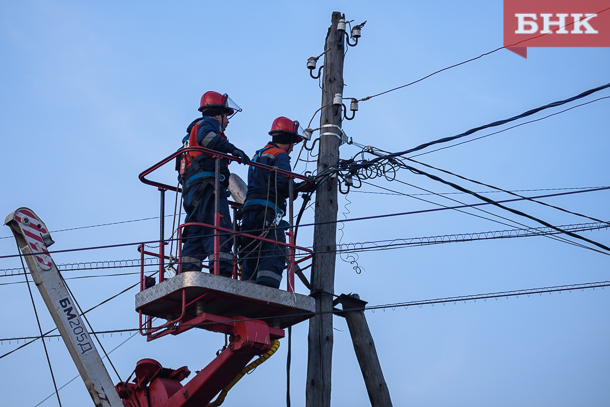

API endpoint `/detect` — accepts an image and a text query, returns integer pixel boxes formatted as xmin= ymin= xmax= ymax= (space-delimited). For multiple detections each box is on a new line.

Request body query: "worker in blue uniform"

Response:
xmin=179 ymin=91 xmax=250 ymax=276
xmin=240 ymin=116 xmax=308 ymax=288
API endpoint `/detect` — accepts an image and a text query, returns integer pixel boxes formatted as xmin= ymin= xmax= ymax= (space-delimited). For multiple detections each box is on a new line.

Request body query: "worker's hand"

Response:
xmin=295 ymin=179 xmax=314 ymax=192
xmin=231 ymin=148 xmax=251 ymax=165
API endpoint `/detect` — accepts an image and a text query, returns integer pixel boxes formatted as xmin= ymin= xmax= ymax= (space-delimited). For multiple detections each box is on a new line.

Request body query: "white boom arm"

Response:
xmin=5 ymin=208 xmax=123 ymax=407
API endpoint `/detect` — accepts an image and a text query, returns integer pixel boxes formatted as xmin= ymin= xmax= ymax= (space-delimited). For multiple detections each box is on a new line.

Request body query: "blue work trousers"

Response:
xmin=240 ymin=210 xmax=287 ymax=288
xmin=182 ymin=184 xmax=234 ymax=276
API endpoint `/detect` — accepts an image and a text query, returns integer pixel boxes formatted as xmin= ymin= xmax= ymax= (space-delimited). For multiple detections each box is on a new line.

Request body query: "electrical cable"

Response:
xmin=382 ymin=161 xmax=610 ymax=250
xmin=2 ymin=186 xmax=608 ymax=264
xmin=409 ymin=96 xmax=610 ymax=158
xmin=364 ymin=281 xmax=610 ymax=311
xmin=33 ymin=332 xmax=138 ymax=407
xmin=346 ymin=82 xmax=610 ymax=171
xmin=0 ymin=215 xmax=166 ymax=240
xmin=361 ymin=180 xmax=601 ymax=254
xmin=357 ymin=6 xmax=610 ymax=103
xmin=307 ymin=102 xmax=332 ymax=129
xmin=407 ymin=157 xmax=610 ymax=225
xmin=337 ymin=196 xmax=363 ymax=273
xmin=298 ymin=185 xmax=610 ymax=229
xmin=2 ymin=218 xmax=605 ymax=291
xmin=0 ymin=271 xmax=142 ymax=286
xmin=359 ymin=46 xmax=507 ymax=102
xmin=286 ymin=326 xmax=292 ymax=407
xmin=5 ymin=279 xmax=607 ymax=343
xmin=0 ymin=277 xmax=141 ymax=360
xmin=2 ymin=194 xmax=607 ymax=273
xmin=401 ymin=162 xmax=610 ymax=253
xmin=0 ymin=238 xmax=162 ymax=260
xmin=0 ymin=257 xmax=160 ymax=278
xmin=350 ymin=185 xmax=608 ymax=198
xmin=335 ymin=221 xmax=610 ymax=255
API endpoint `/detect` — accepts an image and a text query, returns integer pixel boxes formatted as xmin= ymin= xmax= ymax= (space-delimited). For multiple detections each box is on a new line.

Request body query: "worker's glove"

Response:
xmin=231 ymin=148 xmax=251 ymax=165
xmin=295 ymin=179 xmax=314 ymax=193
xmin=278 ymin=219 xmax=291 ymax=231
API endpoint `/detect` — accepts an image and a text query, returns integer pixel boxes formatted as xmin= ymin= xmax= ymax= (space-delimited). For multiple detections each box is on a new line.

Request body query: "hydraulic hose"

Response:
xmin=207 ymin=339 xmax=281 ymax=407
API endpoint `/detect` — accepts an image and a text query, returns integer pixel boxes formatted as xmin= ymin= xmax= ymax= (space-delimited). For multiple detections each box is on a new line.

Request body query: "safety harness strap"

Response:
xmin=242 ymin=199 xmax=284 ymax=218
xmin=183 ymin=171 xmax=224 ymax=192
xmin=184 ymin=180 xmax=214 ymax=217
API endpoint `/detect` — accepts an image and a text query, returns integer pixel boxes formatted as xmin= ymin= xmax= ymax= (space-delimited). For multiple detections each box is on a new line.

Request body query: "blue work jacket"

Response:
xmin=244 ymin=142 xmax=292 ymax=215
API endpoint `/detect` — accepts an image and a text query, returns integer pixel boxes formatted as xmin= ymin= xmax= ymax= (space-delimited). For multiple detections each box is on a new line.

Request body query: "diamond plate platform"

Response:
xmin=136 ymin=272 xmax=315 ymax=329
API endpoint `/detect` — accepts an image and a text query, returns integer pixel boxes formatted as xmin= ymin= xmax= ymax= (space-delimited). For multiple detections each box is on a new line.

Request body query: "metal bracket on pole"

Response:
xmin=320 ymin=124 xmax=350 ymax=146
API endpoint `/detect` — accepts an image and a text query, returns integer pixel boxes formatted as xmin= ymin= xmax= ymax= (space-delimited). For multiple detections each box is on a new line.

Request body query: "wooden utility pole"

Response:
xmin=338 ymin=294 xmax=394 ymax=407
xmin=306 ymin=11 xmax=345 ymax=407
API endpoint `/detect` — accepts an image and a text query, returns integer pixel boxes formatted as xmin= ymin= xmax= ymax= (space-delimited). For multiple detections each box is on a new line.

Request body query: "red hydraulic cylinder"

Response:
xmin=117 ymin=319 xmax=275 ymax=407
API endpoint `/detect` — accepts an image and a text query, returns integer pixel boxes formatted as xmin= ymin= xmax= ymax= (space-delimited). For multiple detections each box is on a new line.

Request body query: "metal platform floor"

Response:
xmin=136 ymin=271 xmax=315 ymax=329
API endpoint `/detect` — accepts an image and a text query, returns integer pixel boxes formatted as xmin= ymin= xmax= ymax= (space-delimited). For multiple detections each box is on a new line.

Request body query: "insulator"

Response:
xmin=350 ymin=99 xmax=359 ymax=112
xmin=337 ymin=18 xmax=346 ymax=32
xmin=333 ymin=93 xmax=343 ymax=106
xmin=303 ymin=128 xmax=313 ymax=141
xmin=307 ymin=57 xmax=317 ymax=70
xmin=351 ymin=26 xmax=362 ymax=38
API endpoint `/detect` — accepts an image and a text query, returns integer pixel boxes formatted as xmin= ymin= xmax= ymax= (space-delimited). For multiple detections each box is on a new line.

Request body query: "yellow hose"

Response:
xmin=207 ymin=339 xmax=280 ymax=407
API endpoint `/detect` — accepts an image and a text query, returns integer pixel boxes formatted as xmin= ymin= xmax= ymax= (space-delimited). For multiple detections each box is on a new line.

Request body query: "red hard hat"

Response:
xmin=199 ymin=91 xmax=242 ymax=118
xmin=269 ymin=116 xmax=306 ymax=143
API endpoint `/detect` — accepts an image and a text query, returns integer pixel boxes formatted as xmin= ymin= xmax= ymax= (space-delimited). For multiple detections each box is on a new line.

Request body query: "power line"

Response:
xmin=0 ymin=276 xmax=141 ymax=360
xmin=1 ymin=186 xmax=608 ymax=262
xmin=350 ymin=185 xmax=609 ymax=197
xmin=409 ymin=96 xmax=610 ymax=158
xmin=3 ymin=280 xmax=608 ymax=343
xmin=377 ymin=159 xmax=610 ymax=254
xmin=401 ymin=162 xmax=610 ymax=254
xmin=1 ymin=98 xmax=603 ymax=251
xmin=0 ymin=257 xmax=159 ymax=278
xmin=360 ymin=179 xmax=593 ymax=252
xmin=0 ymin=215 xmax=169 ymax=240
xmin=2 ymin=220 xmax=606 ymax=286
xmin=357 ymin=6 xmax=610 ymax=102
xmin=365 ymin=281 xmax=610 ymax=311
xmin=299 ymin=186 xmax=610 ymax=229
xmin=336 ymin=221 xmax=610 ymax=254
xmin=357 ymin=180 xmax=608 ymax=255
xmin=3 ymin=217 xmax=605 ymax=282
xmin=0 ymin=238 xmax=162 ymax=261
xmin=345 ymin=82 xmax=610 ymax=171
xmin=407 ymin=157 xmax=609 ymax=225
xmin=34 ymin=332 xmax=138 ymax=407
xmin=0 ymin=272 xmax=141 ymax=286
xmin=359 ymin=46 xmax=506 ymax=102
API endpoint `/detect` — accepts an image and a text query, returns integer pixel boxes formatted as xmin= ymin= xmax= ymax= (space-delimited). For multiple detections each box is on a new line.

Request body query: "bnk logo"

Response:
xmin=504 ymin=0 xmax=610 ymax=58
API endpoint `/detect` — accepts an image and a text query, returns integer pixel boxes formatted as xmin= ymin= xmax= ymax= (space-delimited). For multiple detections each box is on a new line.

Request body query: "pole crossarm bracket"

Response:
xmin=333 ymin=293 xmax=368 ymax=318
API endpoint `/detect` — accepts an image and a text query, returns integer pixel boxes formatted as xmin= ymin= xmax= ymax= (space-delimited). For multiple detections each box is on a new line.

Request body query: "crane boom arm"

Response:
xmin=5 ymin=207 xmax=123 ymax=407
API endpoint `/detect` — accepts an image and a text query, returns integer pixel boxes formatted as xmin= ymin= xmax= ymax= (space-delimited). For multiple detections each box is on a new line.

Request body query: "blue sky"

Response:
xmin=1 ymin=1 xmax=609 ymax=406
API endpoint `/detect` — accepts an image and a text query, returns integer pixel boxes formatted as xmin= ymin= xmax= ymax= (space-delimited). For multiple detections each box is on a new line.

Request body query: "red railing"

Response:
xmin=137 ymin=147 xmax=313 ymax=293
